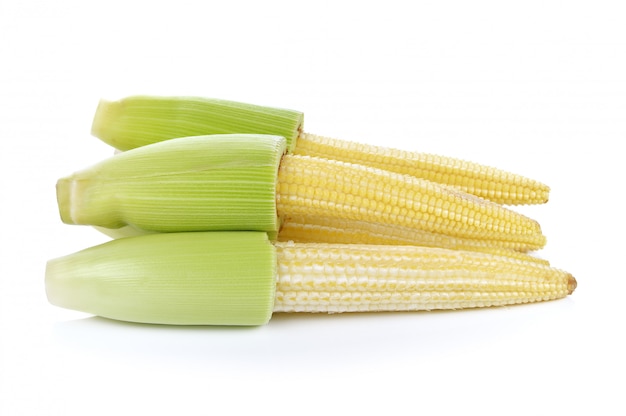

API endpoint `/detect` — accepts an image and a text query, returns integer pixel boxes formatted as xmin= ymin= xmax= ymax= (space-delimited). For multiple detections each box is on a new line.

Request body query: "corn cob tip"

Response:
xmin=568 ymin=274 xmax=577 ymax=295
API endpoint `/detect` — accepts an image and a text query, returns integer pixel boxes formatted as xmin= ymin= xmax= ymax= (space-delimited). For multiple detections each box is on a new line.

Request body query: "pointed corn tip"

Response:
xmin=568 ymin=274 xmax=577 ymax=295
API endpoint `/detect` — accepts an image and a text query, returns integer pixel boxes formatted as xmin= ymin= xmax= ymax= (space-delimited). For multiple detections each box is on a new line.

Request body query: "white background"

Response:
xmin=1 ymin=1 xmax=625 ymax=415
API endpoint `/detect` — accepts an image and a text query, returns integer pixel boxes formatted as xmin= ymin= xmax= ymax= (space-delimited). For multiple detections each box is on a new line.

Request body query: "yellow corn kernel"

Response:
xmin=295 ymin=132 xmax=550 ymax=206
xmin=276 ymin=155 xmax=547 ymax=251
xmin=273 ymin=242 xmax=575 ymax=313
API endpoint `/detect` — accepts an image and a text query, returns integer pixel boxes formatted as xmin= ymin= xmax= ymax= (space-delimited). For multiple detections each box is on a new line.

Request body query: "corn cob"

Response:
xmin=91 ymin=96 xmax=549 ymax=205
xmin=295 ymin=132 xmax=549 ymax=205
xmin=274 ymin=241 xmax=573 ymax=313
xmin=56 ymin=134 xmax=546 ymax=251
xmin=277 ymin=215 xmax=550 ymax=265
xmin=276 ymin=154 xmax=546 ymax=250
xmin=45 ymin=232 xmax=576 ymax=325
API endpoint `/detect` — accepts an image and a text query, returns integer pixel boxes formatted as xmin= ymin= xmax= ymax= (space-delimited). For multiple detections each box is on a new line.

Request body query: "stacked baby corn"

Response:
xmin=46 ymin=96 xmax=576 ymax=325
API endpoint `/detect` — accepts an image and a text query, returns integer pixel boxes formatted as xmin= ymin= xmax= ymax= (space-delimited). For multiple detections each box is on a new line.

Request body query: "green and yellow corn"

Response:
xmin=46 ymin=232 xmax=576 ymax=325
xmin=56 ymin=134 xmax=546 ymax=251
xmin=91 ymin=96 xmax=549 ymax=205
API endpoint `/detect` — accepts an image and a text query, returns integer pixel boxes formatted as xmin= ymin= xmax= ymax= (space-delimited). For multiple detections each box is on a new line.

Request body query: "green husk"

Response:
xmin=56 ymin=134 xmax=286 ymax=235
xmin=92 ymin=96 xmax=304 ymax=152
xmin=45 ymin=232 xmax=277 ymax=325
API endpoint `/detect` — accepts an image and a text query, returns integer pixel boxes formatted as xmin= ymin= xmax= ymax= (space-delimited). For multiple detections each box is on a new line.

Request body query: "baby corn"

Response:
xmin=91 ymin=96 xmax=549 ymax=205
xmin=277 ymin=215 xmax=550 ymax=265
xmin=295 ymin=132 xmax=549 ymax=205
xmin=56 ymin=134 xmax=546 ymax=251
xmin=276 ymin=154 xmax=545 ymax=250
xmin=274 ymin=241 xmax=574 ymax=313
xmin=46 ymin=232 xmax=576 ymax=325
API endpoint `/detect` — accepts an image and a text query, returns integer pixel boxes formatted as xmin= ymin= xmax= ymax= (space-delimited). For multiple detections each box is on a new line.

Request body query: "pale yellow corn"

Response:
xmin=278 ymin=215 xmax=548 ymax=256
xmin=273 ymin=242 xmax=575 ymax=313
xmin=276 ymin=155 xmax=547 ymax=251
xmin=295 ymin=132 xmax=550 ymax=206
